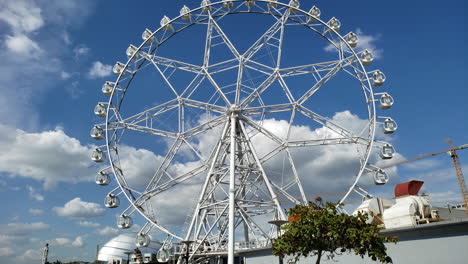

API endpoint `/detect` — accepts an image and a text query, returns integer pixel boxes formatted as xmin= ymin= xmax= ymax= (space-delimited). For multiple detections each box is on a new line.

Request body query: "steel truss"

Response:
xmin=92 ymin=1 xmax=397 ymax=264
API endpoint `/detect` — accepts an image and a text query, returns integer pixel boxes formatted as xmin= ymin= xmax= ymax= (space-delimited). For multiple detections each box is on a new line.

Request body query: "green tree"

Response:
xmin=272 ymin=202 xmax=397 ymax=264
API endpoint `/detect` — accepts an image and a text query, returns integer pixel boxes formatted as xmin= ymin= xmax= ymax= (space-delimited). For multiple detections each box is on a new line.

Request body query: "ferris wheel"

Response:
xmin=91 ymin=0 xmax=397 ymax=261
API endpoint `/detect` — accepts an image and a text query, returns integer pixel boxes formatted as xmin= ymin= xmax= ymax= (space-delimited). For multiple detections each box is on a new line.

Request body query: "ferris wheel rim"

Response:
xmin=100 ymin=0 xmax=381 ymax=242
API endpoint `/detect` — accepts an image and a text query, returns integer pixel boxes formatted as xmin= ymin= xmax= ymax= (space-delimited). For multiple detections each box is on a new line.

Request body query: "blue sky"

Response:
xmin=0 ymin=0 xmax=467 ymax=263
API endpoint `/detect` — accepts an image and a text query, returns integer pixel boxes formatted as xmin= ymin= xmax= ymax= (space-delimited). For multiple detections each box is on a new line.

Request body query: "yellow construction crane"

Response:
xmin=376 ymin=139 xmax=468 ymax=214
xmin=278 ymin=141 xmax=468 ymax=213
xmin=444 ymin=139 xmax=468 ymax=214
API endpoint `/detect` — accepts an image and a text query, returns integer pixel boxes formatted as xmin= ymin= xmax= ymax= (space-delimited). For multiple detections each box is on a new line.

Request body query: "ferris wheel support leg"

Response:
xmin=238 ymin=120 xmax=287 ymax=221
xmin=228 ymin=113 xmax=237 ymax=264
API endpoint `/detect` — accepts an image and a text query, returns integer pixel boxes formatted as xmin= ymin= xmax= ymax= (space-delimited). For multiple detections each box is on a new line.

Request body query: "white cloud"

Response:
xmin=72 ymin=236 xmax=85 ymax=248
xmin=5 ymin=34 xmax=42 ymax=57
xmin=65 ymin=80 xmax=83 ymax=99
xmin=88 ymin=61 xmax=112 ymax=79
xmin=73 ymin=44 xmax=90 ymax=58
xmin=98 ymin=226 xmax=119 ymax=236
xmin=26 ymin=186 xmax=44 ymax=201
xmin=0 ymin=124 xmax=97 ymax=190
xmin=0 ymin=247 xmax=14 ymax=257
xmin=28 ymin=208 xmax=44 ymax=215
xmin=52 ymin=236 xmax=85 ymax=248
xmin=78 ymin=220 xmax=100 ymax=227
xmin=0 ymin=0 xmax=95 ymax=129
xmin=0 ymin=222 xmax=49 ymax=236
xmin=427 ymin=191 xmax=464 ymax=206
xmin=53 ymin=197 xmax=105 ymax=218
xmin=129 ymin=111 xmax=400 ymax=228
xmin=0 ymin=1 xmax=44 ymax=33
xmin=16 ymin=248 xmax=42 ymax=262
xmin=60 ymin=71 xmax=71 ymax=80
xmin=54 ymin=237 xmax=72 ymax=246
xmin=324 ymin=28 xmax=383 ymax=59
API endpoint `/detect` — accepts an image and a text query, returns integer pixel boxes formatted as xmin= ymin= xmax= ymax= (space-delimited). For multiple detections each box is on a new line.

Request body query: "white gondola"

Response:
xmin=380 ymin=143 xmax=395 ymax=160
xmin=142 ymin=28 xmax=155 ymax=43
xmin=126 ymin=44 xmax=138 ymax=59
xmin=136 ymin=233 xmax=151 ymax=247
xmin=288 ymin=0 xmax=300 ymax=13
xmin=383 ymin=118 xmax=397 ymax=134
xmin=372 ymin=70 xmax=386 ymax=86
xmin=379 ymin=93 xmax=394 ymax=109
xmin=374 ymin=170 xmax=389 ymax=185
xmin=95 ymin=171 xmax=110 ymax=186
xmin=245 ymin=0 xmax=255 ymax=8
xmin=160 ymin=16 xmax=173 ymax=31
xmin=91 ymin=148 xmax=105 ymax=163
xmin=94 ymin=103 xmax=106 ymax=117
xmin=180 ymin=5 xmax=191 ymax=20
xmin=90 ymin=125 xmax=104 ymax=140
xmin=117 ymin=215 xmax=133 ymax=229
xmin=360 ymin=49 xmax=373 ymax=66
xmin=157 ymin=249 xmax=169 ymax=263
xmin=344 ymin=32 xmax=358 ymax=48
xmin=102 ymin=81 xmax=114 ymax=96
xmin=327 ymin=17 xmax=341 ymax=33
xmin=104 ymin=194 xmax=120 ymax=208
xmin=112 ymin=62 xmax=126 ymax=75
xmin=267 ymin=0 xmax=278 ymax=8
xmin=308 ymin=6 xmax=321 ymax=22
xmin=201 ymin=0 xmax=211 ymax=12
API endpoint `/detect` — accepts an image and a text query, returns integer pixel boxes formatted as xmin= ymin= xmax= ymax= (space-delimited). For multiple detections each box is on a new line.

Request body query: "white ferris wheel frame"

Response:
xmin=92 ymin=1 xmax=396 ymax=263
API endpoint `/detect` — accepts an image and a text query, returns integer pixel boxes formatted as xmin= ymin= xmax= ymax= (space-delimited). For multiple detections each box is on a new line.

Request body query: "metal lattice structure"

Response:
xmin=91 ymin=1 xmax=397 ymax=263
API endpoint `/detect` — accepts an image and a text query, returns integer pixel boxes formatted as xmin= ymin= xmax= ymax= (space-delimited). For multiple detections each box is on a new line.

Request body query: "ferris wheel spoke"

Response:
xmin=243 ymin=9 xmax=290 ymax=65
xmin=242 ymin=103 xmax=295 ymax=116
xmin=207 ymin=58 xmax=239 ymax=75
xmin=182 ymin=98 xmax=226 ymax=114
xmin=286 ymin=137 xmax=368 ymax=148
xmin=141 ymin=53 xmax=203 ymax=74
xmin=240 ymin=72 xmax=277 ymax=107
xmin=277 ymin=74 xmax=296 ymax=103
xmin=144 ymin=137 xmax=184 ymax=193
xmin=109 ymin=122 xmax=178 ymax=138
xmin=203 ymin=69 xmax=232 ymax=105
xmin=296 ymin=105 xmax=360 ymax=141
xmin=181 ymin=115 xmax=226 ymax=139
xmin=143 ymin=164 xmax=208 ymax=197
xmin=296 ymin=62 xmax=347 ymax=106
xmin=241 ymin=115 xmax=285 ymax=146
xmin=279 ymin=59 xmax=347 ymax=77
xmin=108 ymin=99 xmax=180 ymax=137
xmin=207 ymin=14 xmax=241 ymax=59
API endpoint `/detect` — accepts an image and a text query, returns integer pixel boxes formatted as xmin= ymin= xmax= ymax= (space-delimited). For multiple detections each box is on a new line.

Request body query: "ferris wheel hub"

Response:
xmin=227 ymin=104 xmax=241 ymax=114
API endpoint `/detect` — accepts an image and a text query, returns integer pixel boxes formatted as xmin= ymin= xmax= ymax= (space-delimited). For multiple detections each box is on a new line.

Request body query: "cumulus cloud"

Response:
xmin=5 ymin=34 xmax=42 ymax=57
xmin=324 ymin=28 xmax=383 ymax=59
xmin=0 ymin=124 xmax=97 ymax=190
xmin=0 ymin=247 xmax=14 ymax=257
xmin=78 ymin=220 xmax=100 ymax=227
xmin=16 ymin=248 xmax=42 ymax=262
xmin=60 ymin=71 xmax=71 ymax=80
xmin=26 ymin=186 xmax=44 ymax=201
xmin=98 ymin=226 xmax=119 ymax=236
xmin=73 ymin=44 xmax=90 ymax=58
xmin=0 ymin=0 xmax=95 ymax=129
xmin=51 ymin=236 xmax=85 ymax=248
xmin=53 ymin=197 xmax=105 ymax=218
xmin=88 ymin=61 xmax=112 ymax=79
xmin=0 ymin=1 xmax=44 ymax=33
xmin=0 ymin=222 xmax=49 ymax=236
xmin=28 ymin=208 xmax=44 ymax=215
xmin=129 ymin=110 xmax=400 ymax=229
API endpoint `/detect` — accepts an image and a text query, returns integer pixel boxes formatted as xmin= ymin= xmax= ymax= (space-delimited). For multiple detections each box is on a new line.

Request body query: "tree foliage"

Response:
xmin=272 ymin=202 xmax=397 ymax=264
